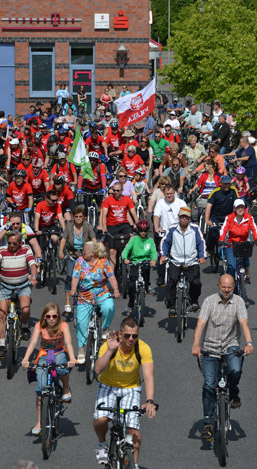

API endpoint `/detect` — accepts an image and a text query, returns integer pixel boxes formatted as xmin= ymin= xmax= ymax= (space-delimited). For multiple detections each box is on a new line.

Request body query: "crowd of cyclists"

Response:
xmin=1 ymin=90 xmax=257 ymax=467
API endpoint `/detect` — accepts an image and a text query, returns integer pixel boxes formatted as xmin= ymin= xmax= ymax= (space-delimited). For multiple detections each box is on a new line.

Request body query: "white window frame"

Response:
xmin=29 ymin=46 xmax=55 ymax=97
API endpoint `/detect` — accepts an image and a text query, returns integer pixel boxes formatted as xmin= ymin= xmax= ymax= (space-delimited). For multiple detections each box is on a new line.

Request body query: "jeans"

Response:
xmin=219 ymin=146 xmax=228 ymax=155
xmin=65 ymin=257 xmax=76 ymax=292
xmin=202 ymin=346 xmax=242 ymax=422
xmin=76 ymin=292 xmax=115 ymax=347
xmin=224 ymin=247 xmax=249 ymax=279
xmin=35 ymin=351 xmax=69 ymax=396
xmin=246 ymin=167 xmax=255 ymax=188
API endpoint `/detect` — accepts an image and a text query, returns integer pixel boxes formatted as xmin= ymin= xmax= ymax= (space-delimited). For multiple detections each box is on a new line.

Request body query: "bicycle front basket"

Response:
xmin=232 ymin=241 xmax=253 ymax=258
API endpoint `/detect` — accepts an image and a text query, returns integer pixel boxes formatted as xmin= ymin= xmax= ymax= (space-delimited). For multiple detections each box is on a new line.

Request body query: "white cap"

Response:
xmin=249 ymin=136 xmax=256 ymax=144
xmin=169 ymin=111 xmax=176 ymax=116
xmin=10 ymin=138 xmax=19 ymax=145
xmin=233 ymin=198 xmax=245 ymax=208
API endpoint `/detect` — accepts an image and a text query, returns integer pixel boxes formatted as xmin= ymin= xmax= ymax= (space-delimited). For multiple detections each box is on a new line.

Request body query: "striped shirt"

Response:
xmin=198 ymin=293 xmax=248 ymax=353
xmin=0 ymin=245 xmax=36 ymax=285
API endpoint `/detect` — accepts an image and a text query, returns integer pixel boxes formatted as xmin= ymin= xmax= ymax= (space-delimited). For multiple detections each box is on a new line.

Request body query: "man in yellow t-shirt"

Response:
xmin=93 ymin=317 xmax=156 ymax=468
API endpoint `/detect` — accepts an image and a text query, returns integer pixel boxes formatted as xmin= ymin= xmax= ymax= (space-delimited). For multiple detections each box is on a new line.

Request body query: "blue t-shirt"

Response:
xmin=236 ymin=145 xmax=256 ymax=169
xmin=45 ymin=114 xmax=56 ymax=129
xmin=24 ymin=112 xmax=37 ymax=122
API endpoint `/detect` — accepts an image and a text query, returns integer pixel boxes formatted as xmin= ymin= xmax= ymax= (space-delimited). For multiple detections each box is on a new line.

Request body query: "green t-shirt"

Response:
xmin=150 ymin=139 xmax=168 ymax=163
xmin=122 ymin=235 xmax=157 ymax=263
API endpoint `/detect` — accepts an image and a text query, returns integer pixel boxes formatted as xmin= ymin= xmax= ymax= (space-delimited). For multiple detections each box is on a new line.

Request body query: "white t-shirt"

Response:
xmin=163 ymin=118 xmax=180 ymax=129
xmin=154 ymin=197 xmax=186 ymax=231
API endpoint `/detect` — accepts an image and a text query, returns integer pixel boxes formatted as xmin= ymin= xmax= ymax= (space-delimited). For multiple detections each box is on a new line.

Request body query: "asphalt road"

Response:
xmin=1 ymin=253 xmax=257 ymax=469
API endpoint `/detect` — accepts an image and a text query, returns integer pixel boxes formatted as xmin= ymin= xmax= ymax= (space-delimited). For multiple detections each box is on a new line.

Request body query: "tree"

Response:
xmin=159 ymin=0 xmax=257 ymax=128
xmin=151 ymin=0 xmax=196 ymax=44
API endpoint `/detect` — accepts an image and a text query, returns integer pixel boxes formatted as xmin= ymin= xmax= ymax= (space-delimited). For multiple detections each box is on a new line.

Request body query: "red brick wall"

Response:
xmin=1 ymin=1 xmax=150 ymax=115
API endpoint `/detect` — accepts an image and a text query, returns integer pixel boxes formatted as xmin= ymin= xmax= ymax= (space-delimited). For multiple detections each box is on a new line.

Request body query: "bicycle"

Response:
xmin=135 ymin=194 xmax=146 ymax=220
xmin=174 ymin=263 xmax=191 ymax=343
xmin=223 ymin=241 xmax=255 ymax=301
xmin=127 ymin=260 xmax=150 ymax=327
xmin=107 ymin=232 xmax=130 ymax=298
xmin=77 ymin=190 xmax=104 ymax=231
xmin=5 ymin=283 xmax=28 ymax=379
xmin=207 ymin=223 xmax=222 ymax=273
xmin=38 ymin=230 xmax=58 ymax=294
xmin=198 ymin=349 xmax=244 ymax=467
xmin=73 ymin=293 xmax=112 ymax=384
xmin=97 ymin=398 xmax=158 ymax=469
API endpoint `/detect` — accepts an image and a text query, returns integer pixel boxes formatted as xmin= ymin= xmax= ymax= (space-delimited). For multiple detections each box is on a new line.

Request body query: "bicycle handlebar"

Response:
xmin=73 ymin=293 xmax=113 ymax=304
xmin=97 ymin=401 xmax=159 ymax=413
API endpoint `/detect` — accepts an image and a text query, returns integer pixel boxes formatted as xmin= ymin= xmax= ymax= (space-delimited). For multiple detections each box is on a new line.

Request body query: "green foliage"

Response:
xmin=159 ymin=0 xmax=257 ymax=129
xmin=151 ymin=0 xmax=196 ymax=44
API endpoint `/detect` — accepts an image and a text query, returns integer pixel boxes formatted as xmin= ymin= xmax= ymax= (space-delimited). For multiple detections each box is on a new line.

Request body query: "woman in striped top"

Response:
xmin=189 ymin=159 xmax=221 ymax=209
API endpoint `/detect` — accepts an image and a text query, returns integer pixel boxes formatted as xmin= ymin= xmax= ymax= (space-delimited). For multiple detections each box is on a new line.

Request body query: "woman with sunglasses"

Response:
xmin=147 ymin=176 xmax=170 ymax=214
xmin=189 ymin=159 xmax=221 ymax=209
xmin=100 ymin=87 xmax=113 ymax=112
xmin=22 ymin=302 xmax=76 ymax=434
xmin=122 ymin=219 xmax=157 ymax=312
xmin=119 ymin=85 xmax=130 ymax=97
xmin=110 ymin=167 xmax=137 ymax=203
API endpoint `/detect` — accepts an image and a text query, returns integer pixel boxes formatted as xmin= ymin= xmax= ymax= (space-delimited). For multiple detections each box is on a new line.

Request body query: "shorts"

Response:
xmin=106 ymin=223 xmax=132 ymax=249
xmin=0 ymin=280 xmax=31 ymax=301
xmin=94 ymin=383 xmax=142 ymax=429
xmin=38 ymin=225 xmax=60 ymax=249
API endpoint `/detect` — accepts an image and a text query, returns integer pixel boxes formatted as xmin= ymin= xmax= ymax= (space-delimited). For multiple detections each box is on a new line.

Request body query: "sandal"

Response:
xmin=63 ymin=392 xmax=72 ymax=403
xmin=77 ymin=353 xmax=85 ymax=365
xmin=32 ymin=426 xmax=41 ymax=435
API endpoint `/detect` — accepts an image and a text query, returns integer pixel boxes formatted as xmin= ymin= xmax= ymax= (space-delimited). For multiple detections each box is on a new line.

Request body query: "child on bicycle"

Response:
xmin=122 ymin=219 xmax=157 ymax=312
xmin=232 ymin=166 xmax=250 ymax=204
xmin=132 ymin=168 xmax=151 ymax=201
xmin=22 ymin=302 xmax=76 ymax=435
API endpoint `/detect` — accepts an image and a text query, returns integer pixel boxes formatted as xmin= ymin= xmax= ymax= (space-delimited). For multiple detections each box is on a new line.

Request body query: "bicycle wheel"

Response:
xmin=210 ymin=245 xmax=219 ymax=273
xmin=121 ymin=262 xmax=127 ymax=299
xmin=137 ymin=205 xmax=144 ymax=220
xmin=85 ymin=331 xmax=95 ymax=384
xmin=72 ymin=302 xmax=77 ymax=328
xmin=41 ymin=395 xmax=53 ymax=460
xmin=48 ymin=250 xmax=57 ymax=294
xmin=199 ymin=214 xmax=206 ymax=237
xmin=137 ymin=287 xmax=145 ymax=327
xmin=176 ymin=289 xmax=184 ymax=343
xmin=88 ymin=207 xmax=96 ymax=230
xmin=57 ymin=246 xmax=66 ymax=275
xmin=52 ymin=396 xmax=61 ymax=438
xmin=219 ymin=394 xmax=227 ymax=467
xmin=97 ymin=315 xmax=103 ymax=351
xmin=239 ymin=273 xmax=247 ymax=301
xmin=7 ymin=322 xmax=14 ymax=380
xmin=40 ymin=258 xmax=47 ymax=286
xmin=108 ymin=435 xmax=118 ymax=469
xmin=121 ymin=447 xmax=135 ymax=469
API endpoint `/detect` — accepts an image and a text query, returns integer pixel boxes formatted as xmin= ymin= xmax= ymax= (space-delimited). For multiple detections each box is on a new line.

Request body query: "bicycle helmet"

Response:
xmin=110 ymin=119 xmax=119 ymax=129
xmin=32 ymin=157 xmax=43 ymax=168
xmin=135 ymin=168 xmax=146 ymax=176
xmin=236 ymin=166 xmax=246 ymax=174
xmin=48 ymin=134 xmax=58 ymax=143
xmin=53 ymin=174 xmax=65 ymax=184
xmin=14 ymin=169 xmax=27 ymax=178
xmin=39 ymin=123 xmax=47 ymax=129
xmin=34 ymin=131 xmax=42 ymax=142
xmin=88 ymin=121 xmax=97 ymax=128
xmin=137 ymin=219 xmax=150 ymax=231
xmin=58 ymin=128 xmax=66 ymax=135
xmin=88 ymin=151 xmax=99 ymax=159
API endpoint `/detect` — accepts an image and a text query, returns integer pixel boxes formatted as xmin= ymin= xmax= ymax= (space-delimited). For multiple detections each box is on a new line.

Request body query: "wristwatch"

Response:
xmin=246 ymin=342 xmax=253 ymax=346
xmin=146 ymin=399 xmax=154 ymax=404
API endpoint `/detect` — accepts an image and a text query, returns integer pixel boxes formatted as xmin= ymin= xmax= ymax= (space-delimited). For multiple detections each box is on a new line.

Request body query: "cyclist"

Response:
xmin=105 ymin=119 xmax=123 ymax=151
xmin=39 ymin=123 xmax=50 ymax=152
xmin=44 ymin=134 xmax=66 ymax=169
xmin=22 ymin=302 xmax=76 ymax=435
xmin=17 ymin=153 xmax=32 ymax=177
xmin=193 ymin=143 xmax=227 ymax=177
xmin=57 ymin=128 xmax=73 ymax=152
xmin=111 ymin=129 xmax=139 ymax=159
xmin=6 ymin=138 xmax=23 ymax=178
xmin=70 ymin=241 xmax=120 ymax=364
xmin=83 ymin=120 xmax=98 ymax=139
xmin=85 ymin=128 xmax=108 ymax=164
xmin=232 ymin=166 xmax=250 ymax=203
xmin=19 ymin=125 xmax=32 ymax=149
xmin=160 ymin=206 xmax=206 ymax=316
xmin=80 ymin=151 xmax=106 ymax=216
xmin=34 ymin=189 xmax=65 ymax=250
xmin=162 ymin=123 xmax=181 ymax=145
xmin=192 ymin=274 xmax=254 ymax=439
xmin=33 ymin=131 xmax=46 ymax=159
xmin=93 ymin=316 xmax=156 ymax=468
xmin=150 ymin=130 xmax=169 ymax=184
xmin=101 ymin=182 xmax=138 ymax=269
xmin=224 ymin=136 xmax=257 ymax=186
xmin=27 ymin=158 xmax=50 ymax=199
xmin=132 ymin=168 xmax=151 ymax=201
xmin=0 ymin=230 xmax=37 ymax=354
xmin=6 ymin=169 xmax=33 ymax=211
xmin=219 ymin=199 xmax=257 ymax=282
xmin=50 ymin=152 xmax=77 ymax=186
xmin=48 ymin=175 xmax=75 ymax=222
xmin=122 ymin=219 xmax=157 ymax=312
xmin=120 ymin=145 xmax=145 ymax=177
xmin=189 ymin=159 xmax=221 ymax=210
xmin=0 ymin=212 xmax=42 ymax=262
xmin=205 ymin=175 xmax=238 ymax=253
xmin=25 ymin=140 xmax=44 ymax=164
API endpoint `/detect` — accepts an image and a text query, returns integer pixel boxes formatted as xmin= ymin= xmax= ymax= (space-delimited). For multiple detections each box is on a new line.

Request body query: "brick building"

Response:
xmin=0 ymin=1 xmax=150 ymax=116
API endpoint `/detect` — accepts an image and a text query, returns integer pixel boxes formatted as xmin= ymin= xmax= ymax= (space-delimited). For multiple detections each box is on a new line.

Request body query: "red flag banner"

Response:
xmin=115 ymin=79 xmax=155 ymax=128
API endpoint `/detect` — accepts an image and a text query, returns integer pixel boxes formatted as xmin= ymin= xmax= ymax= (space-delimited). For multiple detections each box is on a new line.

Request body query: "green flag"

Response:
xmin=68 ymin=127 xmax=94 ymax=180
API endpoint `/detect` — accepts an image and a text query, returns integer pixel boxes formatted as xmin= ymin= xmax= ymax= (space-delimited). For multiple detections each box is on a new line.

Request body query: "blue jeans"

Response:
xmin=65 ymin=257 xmax=76 ymax=292
xmin=76 ymin=292 xmax=115 ymax=347
xmin=220 ymin=146 xmax=228 ymax=155
xmin=35 ymin=351 xmax=69 ymax=396
xmin=202 ymin=346 xmax=242 ymax=422
xmin=224 ymin=247 xmax=249 ymax=279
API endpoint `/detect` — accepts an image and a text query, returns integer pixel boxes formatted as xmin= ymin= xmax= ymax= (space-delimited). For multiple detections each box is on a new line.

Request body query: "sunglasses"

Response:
xmin=45 ymin=314 xmax=58 ymax=319
xmin=173 ymin=164 xmax=179 ymax=167
xmin=113 ymin=189 xmax=121 ymax=192
xmin=160 ymin=183 xmax=167 ymax=186
xmin=22 ymin=158 xmax=30 ymax=161
xmin=11 ymin=222 xmax=21 ymax=225
xmin=118 ymin=175 xmax=126 ymax=178
xmin=139 ymin=229 xmax=148 ymax=233
xmin=128 ymin=151 xmax=135 ymax=154
xmin=8 ymin=242 xmax=19 ymax=245
xmin=123 ymin=333 xmax=138 ymax=339
xmin=49 ymin=199 xmax=58 ymax=203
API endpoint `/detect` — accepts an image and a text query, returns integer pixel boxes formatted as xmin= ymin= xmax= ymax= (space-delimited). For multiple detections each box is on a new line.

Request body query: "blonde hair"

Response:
xmin=116 ymin=167 xmax=128 ymax=177
xmin=188 ymin=134 xmax=197 ymax=144
xmin=40 ymin=303 xmax=62 ymax=335
xmin=159 ymin=176 xmax=170 ymax=185
xmin=84 ymin=241 xmax=107 ymax=258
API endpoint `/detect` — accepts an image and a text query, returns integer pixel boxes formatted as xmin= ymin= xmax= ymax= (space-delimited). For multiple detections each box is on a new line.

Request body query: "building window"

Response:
xmin=71 ymin=46 xmax=93 ymax=65
xmin=29 ymin=46 xmax=55 ymax=97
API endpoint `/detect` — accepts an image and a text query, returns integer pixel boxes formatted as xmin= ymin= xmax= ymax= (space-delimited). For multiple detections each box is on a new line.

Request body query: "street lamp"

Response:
xmin=115 ymin=44 xmax=129 ymax=78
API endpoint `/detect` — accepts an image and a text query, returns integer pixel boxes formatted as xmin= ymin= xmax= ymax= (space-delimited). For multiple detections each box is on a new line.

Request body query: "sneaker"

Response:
xmin=62 ymin=392 xmax=72 ymax=403
xmin=127 ymin=307 xmax=134 ymax=314
xmin=146 ymin=285 xmax=154 ymax=295
xmin=200 ymin=423 xmax=213 ymax=439
xmin=21 ymin=327 xmax=31 ymax=341
xmin=168 ymin=308 xmax=176 ymax=318
xmin=31 ymin=426 xmax=41 ymax=435
xmin=0 ymin=345 xmax=6 ymax=358
xmin=230 ymin=396 xmax=242 ymax=409
xmin=77 ymin=347 xmax=85 ymax=365
xmin=65 ymin=304 xmax=72 ymax=313
xmin=95 ymin=446 xmax=109 ymax=465
xmin=101 ymin=327 xmax=109 ymax=340
xmin=246 ymin=275 xmax=251 ymax=284
xmin=191 ymin=303 xmax=200 ymax=313
xmin=157 ymin=277 xmax=164 ymax=286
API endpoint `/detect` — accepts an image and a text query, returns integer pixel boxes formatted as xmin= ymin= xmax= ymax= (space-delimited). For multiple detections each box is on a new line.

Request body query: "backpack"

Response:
xmin=161 ymin=93 xmax=169 ymax=105
xmin=110 ymin=340 xmax=141 ymax=364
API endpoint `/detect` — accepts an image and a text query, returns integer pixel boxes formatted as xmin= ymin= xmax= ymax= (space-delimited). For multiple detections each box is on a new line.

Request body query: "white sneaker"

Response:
xmin=101 ymin=327 xmax=109 ymax=340
xmin=95 ymin=446 xmax=109 ymax=465
xmin=65 ymin=305 xmax=72 ymax=313
xmin=77 ymin=347 xmax=85 ymax=365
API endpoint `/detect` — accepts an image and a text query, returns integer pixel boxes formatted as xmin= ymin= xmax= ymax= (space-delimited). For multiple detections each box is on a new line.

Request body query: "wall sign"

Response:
xmin=1 ymin=14 xmax=81 ymax=31
xmin=114 ymin=10 xmax=128 ymax=29
xmin=72 ymin=70 xmax=92 ymax=93
xmin=94 ymin=14 xmax=109 ymax=30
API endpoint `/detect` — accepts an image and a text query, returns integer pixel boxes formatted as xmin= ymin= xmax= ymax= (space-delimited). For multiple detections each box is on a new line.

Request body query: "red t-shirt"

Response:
xmin=119 ymin=140 xmax=139 ymax=158
xmin=163 ymin=133 xmax=181 ymax=144
xmin=83 ymin=162 xmax=106 ymax=189
xmin=27 ymin=168 xmax=49 ymax=195
xmin=24 ymin=147 xmax=44 ymax=163
xmin=35 ymin=200 xmax=62 ymax=227
xmin=86 ymin=135 xmax=105 ymax=155
xmin=51 ymin=161 xmax=76 ymax=184
xmin=58 ymin=137 xmax=73 ymax=151
xmin=6 ymin=181 xmax=33 ymax=210
xmin=48 ymin=183 xmax=74 ymax=208
xmin=120 ymin=154 xmax=144 ymax=176
xmin=102 ymin=195 xmax=134 ymax=225
xmin=19 ymin=133 xmax=31 ymax=148
xmin=41 ymin=133 xmax=50 ymax=152
xmin=106 ymin=129 xmax=123 ymax=150
xmin=17 ymin=162 xmax=32 ymax=181
xmin=9 ymin=146 xmax=22 ymax=165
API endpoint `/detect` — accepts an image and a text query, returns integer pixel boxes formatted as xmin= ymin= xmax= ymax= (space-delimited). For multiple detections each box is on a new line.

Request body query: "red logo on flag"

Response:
xmin=130 ymin=94 xmax=143 ymax=111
